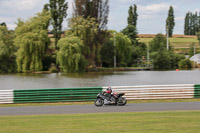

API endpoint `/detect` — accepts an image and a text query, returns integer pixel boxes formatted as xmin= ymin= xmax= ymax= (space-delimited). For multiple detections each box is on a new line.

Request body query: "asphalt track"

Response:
xmin=0 ymin=102 xmax=200 ymax=116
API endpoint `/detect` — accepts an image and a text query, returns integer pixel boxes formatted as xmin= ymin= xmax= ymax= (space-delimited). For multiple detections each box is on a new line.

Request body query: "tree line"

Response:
xmin=0 ymin=1 xmax=192 ymax=73
xmin=184 ymin=11 xmax=200 ymax=35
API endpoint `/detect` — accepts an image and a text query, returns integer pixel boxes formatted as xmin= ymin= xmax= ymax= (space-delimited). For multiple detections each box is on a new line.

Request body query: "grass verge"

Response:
xmin=138 ymin=37 xmax=198 ymax=44
xmin=0 ymin=98 xmax=199 ymax=107
xmin=0 ymin=111 xmax=200 ymax=133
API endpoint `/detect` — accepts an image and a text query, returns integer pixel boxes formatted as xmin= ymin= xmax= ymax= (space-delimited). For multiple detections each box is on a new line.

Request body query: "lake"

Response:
xmin=0 ymin=70 xmax=200 ymax=90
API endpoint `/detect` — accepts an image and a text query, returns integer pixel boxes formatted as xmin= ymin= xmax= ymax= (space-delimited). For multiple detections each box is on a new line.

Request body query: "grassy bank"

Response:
xmin=139 ymin=37 xmax=200 ymax=54
xmin=0 ymin=111 xmax=200 ymax=133
xmin=0 ymin=98 xmax=199 ymax=107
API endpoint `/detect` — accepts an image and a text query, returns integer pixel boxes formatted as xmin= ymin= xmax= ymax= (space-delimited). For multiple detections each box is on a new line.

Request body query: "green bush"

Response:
xmin=149 ymin=34 xmax=186 ymax=70
xmin=178 ymin=59 xmax=192 ymax=69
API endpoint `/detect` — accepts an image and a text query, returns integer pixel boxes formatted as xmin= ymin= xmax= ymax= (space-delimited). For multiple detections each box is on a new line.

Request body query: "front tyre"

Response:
xmin=117 ymin=97 xmax=127 ymax=106
xmin=94 ymin=98 xmax=104 ymax=107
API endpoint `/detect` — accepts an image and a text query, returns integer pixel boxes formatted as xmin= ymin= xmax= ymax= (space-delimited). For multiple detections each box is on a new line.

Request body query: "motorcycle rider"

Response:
xmin=94 ymin=86 xmax=127 ymax=107
xmin=105 ymin=86 xmax=112 ymax=101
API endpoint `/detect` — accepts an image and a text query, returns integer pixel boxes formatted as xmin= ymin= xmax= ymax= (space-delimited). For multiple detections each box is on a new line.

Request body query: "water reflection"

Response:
xmin=0 ymin=70 xmax=200 ymax=90
xmin=60 ymin=71 xmax=125 ymax=78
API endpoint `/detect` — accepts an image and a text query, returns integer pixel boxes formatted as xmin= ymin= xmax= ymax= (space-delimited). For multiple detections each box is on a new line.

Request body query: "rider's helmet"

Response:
xmin=106 ymin=86 xmax=112 ymax=93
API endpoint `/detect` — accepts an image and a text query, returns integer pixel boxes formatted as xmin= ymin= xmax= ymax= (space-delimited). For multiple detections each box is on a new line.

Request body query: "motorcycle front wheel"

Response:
xmin=117 ymin=97 xmax=127 ymax=106
xmin=94 ymin=98 xmax=104 ymax=107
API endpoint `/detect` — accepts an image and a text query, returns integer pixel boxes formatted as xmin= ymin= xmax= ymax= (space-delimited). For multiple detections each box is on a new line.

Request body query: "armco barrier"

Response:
xmin=0 ymin=90 xmax=13 ymax=104
xmin=13 ymin=87 xmax=102 ymax=103
xmin=0 ymin=84 xmax=199 ymax=104
xmin=194 ymin=84 xmax=200 ymax=98
xmin=103 ymin=84 xmax=195 ymax=100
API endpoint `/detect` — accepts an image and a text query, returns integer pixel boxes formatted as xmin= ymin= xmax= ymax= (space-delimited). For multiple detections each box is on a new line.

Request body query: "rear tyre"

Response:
xmin=94 ymin=98 xmax=104 ymax=107
xmin=117 ymin=97 xmax=127 ymax=106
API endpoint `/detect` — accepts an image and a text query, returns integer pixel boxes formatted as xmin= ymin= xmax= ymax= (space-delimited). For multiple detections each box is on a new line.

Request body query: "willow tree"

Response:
xmin=115 ymin=33 xmax=132 ymax=67
xmin=0 ymin=25 xmax=16 ymax=72
xmin=57 ymin=36 xmax=86 ymax=72
xmin=14 ymin=10 xmax=51 ymax=72
xmin=101 ymin=32 xmax=132 ymax=67
xmin=68 ymin=16 xmax=99 ymax=67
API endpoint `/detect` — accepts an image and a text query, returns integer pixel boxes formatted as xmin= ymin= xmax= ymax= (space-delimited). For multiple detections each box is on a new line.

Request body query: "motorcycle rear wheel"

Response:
xmin=117 ymin=97 xmax=127 ymax=106
xmin=94 ymin=98 xmax=104 ymax=107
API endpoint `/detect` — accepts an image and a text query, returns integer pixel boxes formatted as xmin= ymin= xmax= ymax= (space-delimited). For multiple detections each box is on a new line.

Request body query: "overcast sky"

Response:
xmin=0 ymin=0 xmax=200 ymax=34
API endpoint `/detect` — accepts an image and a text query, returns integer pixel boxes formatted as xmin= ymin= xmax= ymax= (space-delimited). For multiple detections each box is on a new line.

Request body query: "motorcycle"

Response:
xmin=94 ymin=92 xmax=127 ymax=107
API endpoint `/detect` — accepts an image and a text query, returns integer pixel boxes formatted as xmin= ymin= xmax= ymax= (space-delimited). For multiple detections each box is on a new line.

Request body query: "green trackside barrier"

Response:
xmin=13 ymin=87 xmax=103 ymax=103
xmin=194 ymin=84 xmax=200 ymax=98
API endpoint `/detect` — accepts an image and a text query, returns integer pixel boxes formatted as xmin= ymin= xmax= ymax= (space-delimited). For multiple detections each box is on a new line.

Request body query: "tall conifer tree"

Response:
xmin=132 ymin=4 xmax=138 ymax=27
xmin=184 ymin=12 xmax=190 ymax=35
xmin=73 ymin=0 xmax=109 ymax=31
xmin=166 ymin=6 xmax=175 ymax=37
xmin=128 ymin=6 xmax=133 ymax=25
xmin=127 ymin=4 xmax=138 ymax=27
xmin=72 ymin=0 xmax=109 ymax=67
xmin=123 ymin=4 xmax=138 ymax=45
xmin=49 ymin=0 xmax=68 ymax=50
xmin=184 ymin=11 xmax=200 ymax=35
